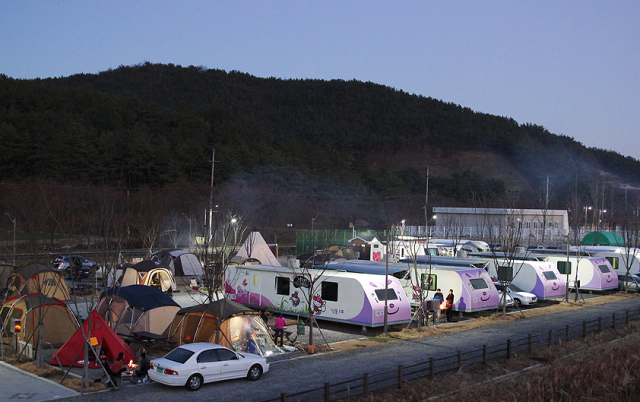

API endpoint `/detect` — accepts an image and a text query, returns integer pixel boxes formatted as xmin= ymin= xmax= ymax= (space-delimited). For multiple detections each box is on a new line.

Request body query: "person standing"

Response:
xmin=274 ymin=313 xmax=286 ymax=346
xmin=433 ymin=289 xmax=444 ymax=322
xmin=445 ymin=289 xmax=455 ymax=322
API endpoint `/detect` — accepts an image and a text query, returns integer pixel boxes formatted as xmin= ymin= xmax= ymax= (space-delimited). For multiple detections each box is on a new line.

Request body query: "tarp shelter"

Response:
xmin=116 ymin=261 xmax=175 ymax=293
xmin=49 ymin=309 xmax=136 ymax=368
xmin=154 ymin=250 xmax=204 ymax=277
xmin=96 ymin=285 xmax=180 ymax=336
xmin=4 ymin=264 xmax=70 ymax=301
xmin=1 ymin=294 xmax=79 ymax=350
xmin=234 ymin=231 xmax=281 ymax=266
xmin=581 ymin=231 xmax=625 ymax=246
xmin=164 ymin=299 xmax=282 ymax=357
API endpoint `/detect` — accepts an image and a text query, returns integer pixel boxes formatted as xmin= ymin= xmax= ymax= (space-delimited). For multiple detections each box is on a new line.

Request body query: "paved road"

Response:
xmin=0 ymin=361 xmax=79 ymax=402
xmin=49 ymin=296 xmax=640 ymax=402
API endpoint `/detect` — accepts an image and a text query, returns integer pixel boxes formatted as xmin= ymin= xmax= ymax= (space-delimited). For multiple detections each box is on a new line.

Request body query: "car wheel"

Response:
xmin=513 ymin=298 xmax=522 ymax=308
xmin=186 ymin=374 xmax=203 ymax=391
xmin=62 ymin=268 xmax=71 ymax=280
xmin=247 ymin=365 xmax=262 ymax=381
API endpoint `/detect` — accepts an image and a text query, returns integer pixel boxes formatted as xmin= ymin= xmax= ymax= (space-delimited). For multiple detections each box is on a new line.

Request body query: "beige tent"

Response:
xmin=1 ymin=294 xmax=79 ymax=353
xmin=117 ymin=261 xmax=175 ymax=293
xmin=96 ymin=285 xmax=180 ymax=336
xmin=164 ymin=299 xmax=282 ymax=357
xmin=4 ymin=264 xmax=70 ymax=301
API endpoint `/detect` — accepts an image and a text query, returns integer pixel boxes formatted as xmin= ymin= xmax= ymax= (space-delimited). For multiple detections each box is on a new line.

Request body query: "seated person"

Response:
xmin=135 ymin=352 xmax=150 ymax=379
xmin=95 ymin=352 xmax=125 ymax=386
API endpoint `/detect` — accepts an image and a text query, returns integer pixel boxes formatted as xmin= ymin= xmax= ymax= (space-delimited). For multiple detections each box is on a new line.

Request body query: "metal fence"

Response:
xmin=262 ymin=307 xmax=640 ymax=402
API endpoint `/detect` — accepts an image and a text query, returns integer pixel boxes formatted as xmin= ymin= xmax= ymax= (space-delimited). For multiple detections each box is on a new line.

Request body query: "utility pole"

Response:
xmin=205 ymin=149 xmax=216 ymax=270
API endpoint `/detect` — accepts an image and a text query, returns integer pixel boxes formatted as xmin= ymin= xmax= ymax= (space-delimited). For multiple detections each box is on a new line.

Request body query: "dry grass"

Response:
xmin=14 ymin=361 xmax=108 ymax=393
xmin=341 ymin=320 xmax=640 ymax=402
xmin=328 ymin=293 xmax=636 ymax=353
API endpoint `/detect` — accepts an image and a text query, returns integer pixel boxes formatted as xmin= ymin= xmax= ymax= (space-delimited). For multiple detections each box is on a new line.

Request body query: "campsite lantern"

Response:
xmin=10 ymin=318 xmax=21 ymax=333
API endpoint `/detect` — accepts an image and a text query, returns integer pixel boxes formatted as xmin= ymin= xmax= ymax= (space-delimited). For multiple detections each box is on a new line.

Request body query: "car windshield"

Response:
xmin=509 ymin=283 xmax=525 ymax=293
xmin=163 ymin=347 xmax=194 ymax=364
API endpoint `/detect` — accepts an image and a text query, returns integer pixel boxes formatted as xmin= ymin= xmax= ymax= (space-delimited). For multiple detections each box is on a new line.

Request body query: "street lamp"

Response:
xmin=583 ymin=206 xmax=592 ymax=230
xmin=5 ymin=213 xmax=15 ymax=267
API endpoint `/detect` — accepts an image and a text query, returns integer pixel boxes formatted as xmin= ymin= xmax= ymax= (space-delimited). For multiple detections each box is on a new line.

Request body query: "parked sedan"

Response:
xmin=495 ymin=283 xmax=537 ymax=308
xmin=149 ymin=343 xmax=269 ymax=391
xmin=618 ymin=275 xmax=640 ymax=292
xmin=51 ymin=255 xmax=99 ymax=279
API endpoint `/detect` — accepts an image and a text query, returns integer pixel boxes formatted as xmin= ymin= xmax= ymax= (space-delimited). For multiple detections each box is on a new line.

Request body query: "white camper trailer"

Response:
xmin=578 ymin=246 xmax=640 ymax=277
xmin=483 ymin=259 xmax=566 ymax=300
xmin=540 ymin=254 xmax=618 ymax=291
xmin=325 ymin=260 xmax=500 ymax=312
xmin=225 ymin=264 xmax=411 ymax=328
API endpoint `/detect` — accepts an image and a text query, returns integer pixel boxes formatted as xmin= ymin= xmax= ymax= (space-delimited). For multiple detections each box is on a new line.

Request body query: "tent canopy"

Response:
xmin=50 ymin=309 xmax=136 ymax=368
xmin=5 ymin=264 xmax=70 ymax=301
xmin=101 ymin=285 xmax=179 ymax=311
xmin=166 ymin=299 xmax=282 ymax=357
xmin=154 ymin=250 xmax=204 ymax=277
xmin=97 ymin=285 xmax=180 ymax=335
xmin=235 ymin=231 xmax=280 ymax=266
xmin=581 ymin=231 xmax=625 ymax=246
xmin=177 ymin=299 xmax=253 ymax=320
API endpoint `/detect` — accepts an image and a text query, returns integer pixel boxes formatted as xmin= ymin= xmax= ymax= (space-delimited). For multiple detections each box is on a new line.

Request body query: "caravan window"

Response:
xmin=421 ymin=274 xmax=437 ymax=291
xmin=375 ymin=288 xmax=398 ymax=301
xmin=606 ymin=257 xmax=619 ymax=269
xmin=276 ymin=277 xmax=290 ymax=295
xmin=557 ymin=261 xmax=572 ymax=275
xmin=321 ymin=281 xmax=339 ymax=302
xmin=598 ymin=264 xmax=612 ymax=273
xmin=542 ymin=271 xmax=558 ymax=280
xmin=469 ymin=278 xmax=489 ymax=290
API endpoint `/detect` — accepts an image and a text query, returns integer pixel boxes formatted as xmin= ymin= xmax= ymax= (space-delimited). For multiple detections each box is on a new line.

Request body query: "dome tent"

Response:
xmin=164 ymin=298 xmax=282 ymax=357
xmin=581 ymin=231 xmax=625 ymax=246
xmin=96 ymin=285 xmax=180 ymax=336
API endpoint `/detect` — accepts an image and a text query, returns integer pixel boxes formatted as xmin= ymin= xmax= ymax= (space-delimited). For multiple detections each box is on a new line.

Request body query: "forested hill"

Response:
xmin=1 ymin=62 xmax=639 ymax=203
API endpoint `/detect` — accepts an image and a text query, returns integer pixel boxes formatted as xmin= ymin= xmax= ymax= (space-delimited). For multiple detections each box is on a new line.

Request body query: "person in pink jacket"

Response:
xmin=274 ymin=314 xmax=286 ymax=346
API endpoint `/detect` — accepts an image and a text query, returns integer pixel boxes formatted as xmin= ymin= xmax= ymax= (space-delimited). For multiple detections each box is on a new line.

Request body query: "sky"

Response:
xmin=2 ymin=1 xmax=639 ymax=159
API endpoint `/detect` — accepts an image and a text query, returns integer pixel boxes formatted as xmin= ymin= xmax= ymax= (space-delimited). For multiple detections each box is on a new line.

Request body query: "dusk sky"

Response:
xmin=3 ymin=1 xmax=639 ymax=159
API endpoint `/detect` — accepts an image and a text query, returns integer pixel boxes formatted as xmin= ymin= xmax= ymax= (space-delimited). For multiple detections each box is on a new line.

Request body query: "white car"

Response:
xmin=149 ymin=343 xmax=269 ymax=391
xmin=495 ymin=283 xmax=537 ymax=307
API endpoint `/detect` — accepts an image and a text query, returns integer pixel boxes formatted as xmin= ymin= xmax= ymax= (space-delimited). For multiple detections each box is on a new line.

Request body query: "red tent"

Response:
xmin=49 ymin=309 xmax=137 ymax=368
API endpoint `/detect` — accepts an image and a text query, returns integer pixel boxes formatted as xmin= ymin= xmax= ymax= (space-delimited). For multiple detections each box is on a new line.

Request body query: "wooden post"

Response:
xmin=363 ymin=373 xmax=368 ymax=396
xmin=528 ymin=334 xmax=532 ymax=352
xmin=612 ymin=312 xmax=616 ymax=329
xmin=280 ymin=393 xmax=287 ymax=402
xmin=457 ymin=351 xmax=461 ymax=370
xmin=506 ymin=339 xmax=511 ymax=359
xmin=565 ymin=325 xmax=570 ymax=342
xmin=483 ymin=345 xmax=488 ymax=364
xmin=598 ymin=317 xmax=602 ymax=333
xmin=547 ymin=329 xmax=552 ymax=347
xmin=397 ymin=365 xmax=403 ymax=389
xmin=429 ymin=357 xmax=434 ymax=379
xmin=583 ymin=321 xmax=587 ymax=338
xmin=626 ymin=310 xmax=629 ymax=325
xmin=324 ymin=382 xmax=330 ymax=402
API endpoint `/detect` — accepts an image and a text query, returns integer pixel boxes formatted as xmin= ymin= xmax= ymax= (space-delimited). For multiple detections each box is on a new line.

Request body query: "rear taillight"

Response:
xmin=149 ymin=362 xmax=154 ymax=369
xmin=164 ymin=369 xmax=179 ymax=375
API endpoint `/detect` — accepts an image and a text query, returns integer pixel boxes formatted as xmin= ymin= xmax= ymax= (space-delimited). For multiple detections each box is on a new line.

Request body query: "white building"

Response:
xmin=432 ymin=207 xmax=569 ymax=243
